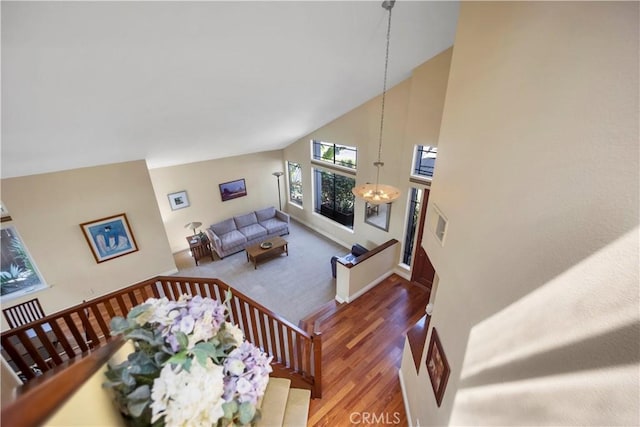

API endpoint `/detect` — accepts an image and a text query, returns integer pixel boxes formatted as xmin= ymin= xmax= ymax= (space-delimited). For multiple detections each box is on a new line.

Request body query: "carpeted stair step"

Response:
xmin=282 ymin=387 xmax=311 ymax=427
xmin=258 ymin=377 xmax=291 ymax=426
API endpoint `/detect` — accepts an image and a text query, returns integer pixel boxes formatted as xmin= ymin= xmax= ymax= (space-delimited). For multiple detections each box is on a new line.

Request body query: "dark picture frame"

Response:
xmin=168 ymin=190 xmax=190 ymax=210
xmin=364 ymin=202 xmax=391 ymax=232
xmin=80 ymin=213 xmax=139 ymax=263
xmin=219 ymin=178 xmax=247 ymax=202
xmin=426 ymin=328 xmax=450 ymax=407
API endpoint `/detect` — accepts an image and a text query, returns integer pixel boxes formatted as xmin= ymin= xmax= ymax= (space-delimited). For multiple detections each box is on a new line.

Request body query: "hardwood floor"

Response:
xmin=305 ymin=274 xmax=430 ymax=426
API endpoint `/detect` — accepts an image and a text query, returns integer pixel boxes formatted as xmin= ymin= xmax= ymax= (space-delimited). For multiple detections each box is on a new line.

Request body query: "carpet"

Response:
xmin=173 ymin=219 xmax=349 ymax=326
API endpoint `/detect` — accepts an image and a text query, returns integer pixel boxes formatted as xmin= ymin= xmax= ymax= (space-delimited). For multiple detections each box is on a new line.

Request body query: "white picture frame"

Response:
xmin=168 ymin=190 xmax=190 ymax=210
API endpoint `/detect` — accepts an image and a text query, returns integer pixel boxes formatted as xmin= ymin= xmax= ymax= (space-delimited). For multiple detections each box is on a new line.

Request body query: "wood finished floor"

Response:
xmin=306 ymin=274 xmax=430 ymax=426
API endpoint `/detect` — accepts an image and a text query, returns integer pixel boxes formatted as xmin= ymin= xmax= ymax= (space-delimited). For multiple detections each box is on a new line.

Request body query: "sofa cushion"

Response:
xmin=210 ymin=218 xmax=237 ymax=236
xmin=220 ymin=230 xmax=246 ymax=249
xmin=259 ymin=218 xmax=288 ymax=235
xmin=234 ymin=212 xmax=258 ymax=229
xmin=238 ymin=223 xmax=268 ymax=241
xmin=255 ymin=206 xmax=276 ymax=222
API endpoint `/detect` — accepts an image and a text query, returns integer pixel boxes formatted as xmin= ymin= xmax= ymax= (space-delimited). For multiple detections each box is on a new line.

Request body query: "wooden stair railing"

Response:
xmin=1 ymin=276 xmax=322 ymax=405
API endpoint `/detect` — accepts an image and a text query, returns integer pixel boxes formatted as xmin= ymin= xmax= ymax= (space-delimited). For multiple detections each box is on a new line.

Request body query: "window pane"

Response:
xmin=287 ymin=161 xmax=303 ymax=206
xmin=413 ymin=145 xmax=437 ymax=178
xmin=314 ymin=169 xmax=355 ymax=229
xmin=312 ymin=140 xmax=357 ymax=170
xmin=403 ymin=188 xmax=423 ymax=265
xmin=1 ymin=226 xmax=47 ymax=299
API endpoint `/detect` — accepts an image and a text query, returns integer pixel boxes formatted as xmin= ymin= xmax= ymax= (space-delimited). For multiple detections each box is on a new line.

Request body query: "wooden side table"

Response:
xmin=186 ymin=235 xmax=214 ymax=266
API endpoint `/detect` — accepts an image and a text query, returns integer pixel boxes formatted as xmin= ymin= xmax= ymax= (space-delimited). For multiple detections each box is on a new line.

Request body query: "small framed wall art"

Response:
xmin=80 ymin=213 xmax=139 ymax=263
xmin=168 ymin=190 xmax=190 ymax=210
xmin=219 ymin=178 xmax=247 ymax=202
xmin=426 ymin=327 xmax=450 ymax=407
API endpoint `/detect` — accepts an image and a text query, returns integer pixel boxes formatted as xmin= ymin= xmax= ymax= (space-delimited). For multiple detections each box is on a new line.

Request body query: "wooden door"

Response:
xmin=411 ymin=188 xmax=436 ymax=289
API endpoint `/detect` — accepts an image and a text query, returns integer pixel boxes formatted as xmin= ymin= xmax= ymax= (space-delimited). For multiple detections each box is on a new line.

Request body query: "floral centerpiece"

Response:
xmin=104 ymin=293 xmax=272 ymax=427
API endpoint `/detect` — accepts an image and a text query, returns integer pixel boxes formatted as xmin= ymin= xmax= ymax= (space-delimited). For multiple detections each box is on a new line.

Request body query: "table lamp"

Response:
xmin=184 ymin=221 xmax=202 ymax=236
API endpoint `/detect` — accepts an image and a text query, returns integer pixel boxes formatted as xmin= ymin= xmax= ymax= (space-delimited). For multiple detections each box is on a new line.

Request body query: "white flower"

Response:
xmin=225 ymin=321 xmax=245 ymax=345
xmin=227 ymin=359 xmax=245 ymax=376
xmin=151 ymin=360 xmax=225 ymax=427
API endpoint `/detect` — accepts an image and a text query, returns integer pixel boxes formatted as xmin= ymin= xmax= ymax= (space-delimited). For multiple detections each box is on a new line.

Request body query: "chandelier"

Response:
xmin=352 ymin=0 xmax=401 ymax=205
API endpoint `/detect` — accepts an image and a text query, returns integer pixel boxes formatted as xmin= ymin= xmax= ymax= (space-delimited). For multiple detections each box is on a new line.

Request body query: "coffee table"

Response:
xmin=245 ymin=236 xmax=288 ymax=269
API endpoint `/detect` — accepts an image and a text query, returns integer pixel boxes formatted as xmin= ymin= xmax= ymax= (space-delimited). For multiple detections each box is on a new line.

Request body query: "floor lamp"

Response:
xmin=272 ymin=172 xmax=284 ymax=210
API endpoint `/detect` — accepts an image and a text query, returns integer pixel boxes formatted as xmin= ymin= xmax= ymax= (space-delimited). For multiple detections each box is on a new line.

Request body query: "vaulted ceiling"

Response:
xmin=1 ymin=1 xmax=459 ymax=179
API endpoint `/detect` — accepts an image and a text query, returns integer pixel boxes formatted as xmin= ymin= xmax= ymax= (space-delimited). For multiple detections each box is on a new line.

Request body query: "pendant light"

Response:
xmin=352 ymin=0 xmax=401 ymax=205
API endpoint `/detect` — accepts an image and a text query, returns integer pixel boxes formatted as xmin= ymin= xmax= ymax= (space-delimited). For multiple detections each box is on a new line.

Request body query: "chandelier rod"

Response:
xmin=375 ymin=0 xmax=394 ymax=191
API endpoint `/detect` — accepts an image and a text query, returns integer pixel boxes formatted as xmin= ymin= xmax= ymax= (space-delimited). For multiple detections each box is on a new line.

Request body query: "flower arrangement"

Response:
xmin=104 ymin=293 xmax=272 ymax=427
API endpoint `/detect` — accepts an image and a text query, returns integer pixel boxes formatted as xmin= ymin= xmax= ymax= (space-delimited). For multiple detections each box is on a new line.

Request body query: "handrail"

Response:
xmin=1 ymin=338 xmax=126 ymax=427
xmin=337 ymin=238 xmax=399 ymax=269
xmin=1 ymin=276 xmax=321 ymax=403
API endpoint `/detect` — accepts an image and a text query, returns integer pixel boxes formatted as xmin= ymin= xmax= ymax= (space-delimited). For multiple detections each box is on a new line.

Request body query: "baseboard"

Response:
xmin=289 ymin=215 xmax=351 ymax=250
xmin=344 ymin=269 xmax=392 ymax=303
xmin=394 ymin=265 xmax=411 ymax=281
xmin=158 ymin=268 xmax=179 ymax=276
xmin=335 ymin=295 xmax=346 ymax=304
xmin=398 ymin=368 xmax=414 ymax=427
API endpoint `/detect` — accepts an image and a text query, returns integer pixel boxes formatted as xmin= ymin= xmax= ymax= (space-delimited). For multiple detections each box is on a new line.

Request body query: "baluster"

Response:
xmin=89 ymin=303 xmax=110 ymax=339
xmin=115 ymin=295 xmax=128 ymax=317
xmin=267 ymin=318 xmax=279 ymax=363
xmin=62 ymin=314 xmax=88 ymax=353
xmin=278 ymin=322 xmax=287 ymax=366
xmin=294 ymin=332 xmax=305 ymax=372
xmin=257 ymin=312 xmax=270 ymax=356
xmin=286 ymin=328 xmax=295 ymax=371
xmin=249 ymin=308 xmax=261 ymax=351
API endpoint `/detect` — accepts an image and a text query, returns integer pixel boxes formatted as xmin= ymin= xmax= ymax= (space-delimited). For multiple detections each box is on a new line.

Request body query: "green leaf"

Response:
xmin=128 ymin=399 xmax=149 ymax=418
xmin=166 ymin=350 xmax=188 ymax=366
xmin=125 ymin=329 xmax=157 ymax=345
xmin=176 ymin=331 xmax=189 ymax=349
xmin=110 ymin=316 xmax=130 ymax=335
xmin=222 ymin=401 xmax=238 ymax=420
xmin=154 ymin=351 xmax=170 ymax=366
xmin=127 ymin=385 xmax=150 ymax=401
xmin=238 ymin=402 xmax=256 ymax=425
xmin=127 ymin=303 xmax=151 ymax=320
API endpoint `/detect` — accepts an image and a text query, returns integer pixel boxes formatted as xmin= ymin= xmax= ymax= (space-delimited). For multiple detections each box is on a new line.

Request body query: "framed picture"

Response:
xmin=168 ymin=190 xmax=190 ymax=210
xmin=80 ymin=213 xmax=139 ymax=263
xmin=426 ymin=328 xmax=450 ymax=407
xmin=219 ymin=178 xmax=247 ymax=202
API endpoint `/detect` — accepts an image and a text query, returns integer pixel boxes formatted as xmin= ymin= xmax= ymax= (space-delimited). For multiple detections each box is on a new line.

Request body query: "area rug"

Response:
xmin=173 ymin=219 xmax=349 ymax=325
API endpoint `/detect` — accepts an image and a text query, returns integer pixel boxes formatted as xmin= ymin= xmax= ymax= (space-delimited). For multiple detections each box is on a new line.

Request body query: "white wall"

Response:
xmin=148 ymin=151 xmax=284 ymax=253
xmin=401 ymin=2 xmax=639 ymax=426
xmin=0 ymin=161 xmax=177 ymax=330
xmin=282 ymin=49 xmax=452 ymax=255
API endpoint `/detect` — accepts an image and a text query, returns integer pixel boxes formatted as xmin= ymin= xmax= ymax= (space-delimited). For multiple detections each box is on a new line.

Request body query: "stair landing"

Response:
xmin=259 ymin=377 xmax=310 ymax=427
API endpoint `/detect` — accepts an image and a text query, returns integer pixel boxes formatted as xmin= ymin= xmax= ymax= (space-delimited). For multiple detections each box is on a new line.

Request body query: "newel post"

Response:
xmin=312 ymin=332 xmax=322 ymax=398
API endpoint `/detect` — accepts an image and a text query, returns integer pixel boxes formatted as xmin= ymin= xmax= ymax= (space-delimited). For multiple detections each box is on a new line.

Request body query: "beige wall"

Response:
xmin=401 ymin=2 xmax=639 ymax=426
xmin=0 ymin=160 xmax=176 ymax=330
xmin=148 ymin=151 xmax=285 ymax=253
xmin=283 ymin=48 xmax=452 ymax=255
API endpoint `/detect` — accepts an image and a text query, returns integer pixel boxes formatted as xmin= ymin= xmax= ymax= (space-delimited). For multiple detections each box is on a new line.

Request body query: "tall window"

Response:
xmin=287 ymin=161 xmax=303 ymax=206
xmin=402 ymin=188 xmax=423 ymax=265
xmin=312 ymin=140 xmax=357 ymax=170
xmin=314 ymin=169 xmax=356 ymax=228
xmin=1 ymin=226 xmax=47 ymax=299
xmin=413 ymin=145 xmax=438 ymax=179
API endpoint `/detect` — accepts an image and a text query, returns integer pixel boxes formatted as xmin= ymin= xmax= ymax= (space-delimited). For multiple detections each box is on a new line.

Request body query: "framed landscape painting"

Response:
xmin=80 ymin=213 xmax=138 ymax=263
xmin=219 ymin=178 xmax=247 ymax=202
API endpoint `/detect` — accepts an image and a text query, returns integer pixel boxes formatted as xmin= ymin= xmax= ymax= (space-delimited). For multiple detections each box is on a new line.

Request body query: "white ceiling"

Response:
xmin=1 ymin=1 xmax=459 ymax=179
